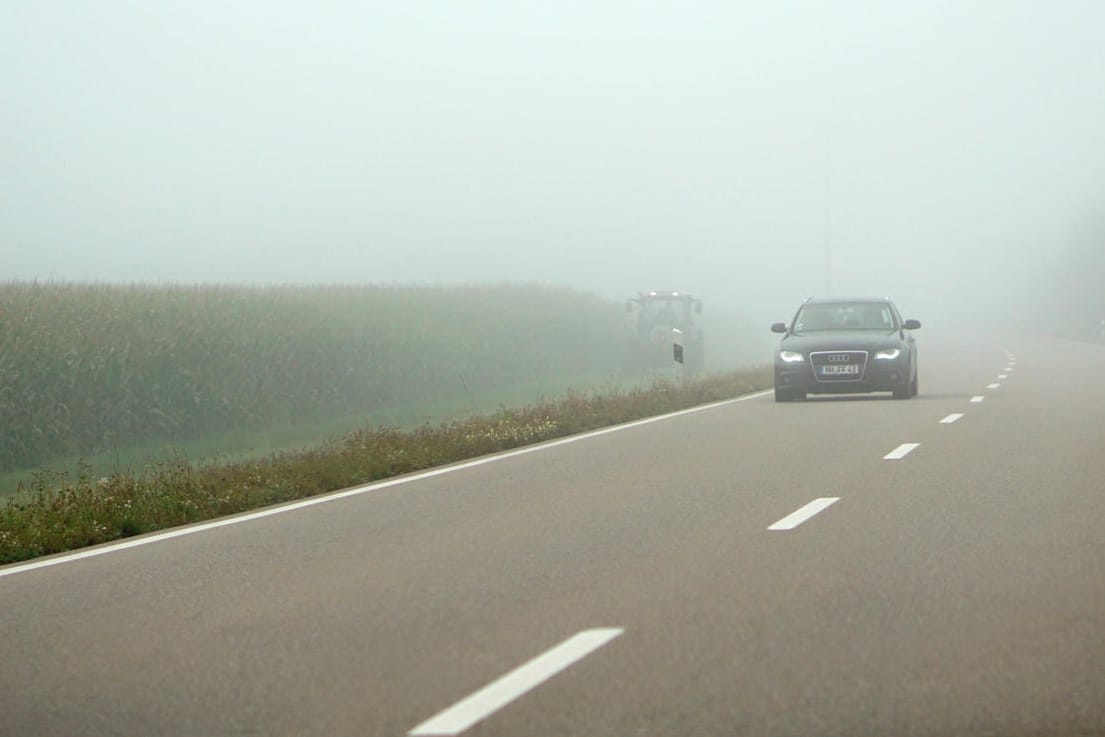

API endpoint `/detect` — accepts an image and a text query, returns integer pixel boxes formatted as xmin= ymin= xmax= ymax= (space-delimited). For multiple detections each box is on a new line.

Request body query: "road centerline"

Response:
xmin=884 ymin=443 xmax=920 ymax=460
xmin=987 ymin=383 xmax=1001 ymax=389
xmin=409 ymin=628 xmax=624 ymax=736
xmin=940 ymin=413 xmax=964 ymax=424
xmin=970 ymin=396 xmax=985 ymax=403
xmin=768 ymin=497 xmax=840 ymax=531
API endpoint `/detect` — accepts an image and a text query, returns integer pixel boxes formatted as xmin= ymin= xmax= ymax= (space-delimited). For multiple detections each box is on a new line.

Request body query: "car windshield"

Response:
xmin=793 ymin=302 xmax=896 ymax=332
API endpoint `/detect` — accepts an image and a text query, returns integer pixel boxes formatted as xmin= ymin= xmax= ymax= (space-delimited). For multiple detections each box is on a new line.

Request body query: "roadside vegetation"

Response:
xmin=0 ymin=367 xmax=625 ymax=500
xmin=0 ymin=368 xmax=770 ymax=563
xmin=0 ymin=281 xmax=626 ymax=472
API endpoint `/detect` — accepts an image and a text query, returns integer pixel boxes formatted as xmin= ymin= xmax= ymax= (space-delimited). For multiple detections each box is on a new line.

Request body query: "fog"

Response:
xmin=4 ymin=1 xmax=1104 ymax=355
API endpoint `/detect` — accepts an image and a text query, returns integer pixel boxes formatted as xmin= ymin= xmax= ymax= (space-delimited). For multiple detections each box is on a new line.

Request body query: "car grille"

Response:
xmin=810 ymin=350 xmax=868 ymax=382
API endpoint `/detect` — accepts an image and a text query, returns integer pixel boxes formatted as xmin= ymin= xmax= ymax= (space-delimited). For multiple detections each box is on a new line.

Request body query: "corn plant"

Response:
xmin=0 ymin=282 xmax=627 ymax=472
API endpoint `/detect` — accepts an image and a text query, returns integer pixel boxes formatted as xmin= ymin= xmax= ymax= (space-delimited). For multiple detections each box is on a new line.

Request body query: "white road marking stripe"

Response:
xmin=768 ymin=497 xmax=840 ymax=531
xmin=409 ymin=629 xmax=624 ymax=736
xmin=0 ymin=390 xmax=774 ymax=578
xmin=940 ymin=413 xmax=964 ymax=424
xmin=988 ymin=383 xmax=1001 ymax=389
xmin=884 ymin=443 xmax=920 ymax=460
xmin=998 ymin=374 xmax=1008 ymax=379
xmin=970 ymin=396 xmax=985 ymax=403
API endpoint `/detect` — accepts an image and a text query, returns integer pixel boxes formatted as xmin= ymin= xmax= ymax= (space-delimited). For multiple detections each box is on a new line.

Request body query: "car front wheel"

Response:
xmin=775 ymin=387 xmax=803 ymax=402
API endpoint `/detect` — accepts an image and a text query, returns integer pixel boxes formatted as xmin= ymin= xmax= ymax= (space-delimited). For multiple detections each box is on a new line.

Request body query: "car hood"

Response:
xmin=780 ymin=330 xmax=904 ymax=353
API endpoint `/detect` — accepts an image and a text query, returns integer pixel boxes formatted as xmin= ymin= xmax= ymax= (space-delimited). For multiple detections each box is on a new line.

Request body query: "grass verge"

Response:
xmin=0 ymin=369 xmax=634 ymax=501
xmin=0 ymin=368 xmax=770 ymax=564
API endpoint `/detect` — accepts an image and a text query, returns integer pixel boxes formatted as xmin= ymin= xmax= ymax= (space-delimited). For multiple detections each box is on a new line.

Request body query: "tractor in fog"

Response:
xmin=624 ymin=291 xmax=705 ymax=376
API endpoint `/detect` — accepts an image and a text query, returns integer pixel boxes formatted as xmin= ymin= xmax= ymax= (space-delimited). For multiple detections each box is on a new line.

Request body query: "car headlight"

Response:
xmin=875 ymin=348 xmax=901 ymax=360
xmin=778 ymin=351 xmax=805 ymax=363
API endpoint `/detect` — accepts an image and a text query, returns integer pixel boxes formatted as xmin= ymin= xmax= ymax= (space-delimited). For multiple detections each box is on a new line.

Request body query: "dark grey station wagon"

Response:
xmin=771 ymin=297 xmax=921 ymax=401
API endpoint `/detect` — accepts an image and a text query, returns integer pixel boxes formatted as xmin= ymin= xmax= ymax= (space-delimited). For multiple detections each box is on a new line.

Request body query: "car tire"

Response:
xmin=910 ymin=374 xmax=918 ymax=396
xmin=774 ymin=387 xmax=802 ymax=402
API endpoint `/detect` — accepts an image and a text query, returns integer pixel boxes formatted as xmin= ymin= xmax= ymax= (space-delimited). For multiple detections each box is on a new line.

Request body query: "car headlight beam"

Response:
xmin=778 ymin=351 xmax=805 ymax=363
xmin=875 ymin=348 xmax=901 ymax=360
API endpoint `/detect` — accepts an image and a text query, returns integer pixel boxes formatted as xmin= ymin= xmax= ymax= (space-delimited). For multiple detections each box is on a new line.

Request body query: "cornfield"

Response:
xmin=0 ymin=281 xmax=626 ymax=472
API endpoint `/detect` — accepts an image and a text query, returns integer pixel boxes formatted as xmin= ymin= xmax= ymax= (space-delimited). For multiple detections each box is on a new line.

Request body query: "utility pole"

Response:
xmin=824 ymin=139 xmax=832 ymax=297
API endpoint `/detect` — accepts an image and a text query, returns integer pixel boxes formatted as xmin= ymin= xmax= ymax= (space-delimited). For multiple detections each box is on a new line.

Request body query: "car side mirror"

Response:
xmin=903 ymin=319 xmax=921 ymax=330
xmin=770 ymin=322 xmax=788 ymax=334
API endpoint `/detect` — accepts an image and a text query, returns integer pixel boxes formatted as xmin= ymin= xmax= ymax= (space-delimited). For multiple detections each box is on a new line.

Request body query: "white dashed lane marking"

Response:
xmin=409 ymin=629 xmax=624 ymax=736
xmin=884 ymin=443 xmax=920 ymax=460
xmin=768 ymin=498 xmax=840 ymax=531
xmin=987 ymin=383 xmax=1001 ymax=389
xmin=940 ymin=414 xmax=964 ymax=424
xmin=971 ymin=396 xmax=985 ymax=403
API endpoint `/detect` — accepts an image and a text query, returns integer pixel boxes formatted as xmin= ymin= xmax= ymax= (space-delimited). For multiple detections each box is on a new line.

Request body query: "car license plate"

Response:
xmin=821 ymin=364 xmax=859 ymax=376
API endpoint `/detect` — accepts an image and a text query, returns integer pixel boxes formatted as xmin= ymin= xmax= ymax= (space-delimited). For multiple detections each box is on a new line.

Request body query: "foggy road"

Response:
xmin=2 ymin=332 xmax=1104 ymax=736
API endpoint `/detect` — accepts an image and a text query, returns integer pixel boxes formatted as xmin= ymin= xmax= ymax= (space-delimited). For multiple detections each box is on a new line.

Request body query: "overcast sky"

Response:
xmin=3 ymin=1 xmax=1104 ymax=323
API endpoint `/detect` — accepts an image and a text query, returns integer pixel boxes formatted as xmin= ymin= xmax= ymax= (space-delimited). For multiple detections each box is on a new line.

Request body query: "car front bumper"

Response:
xmin=775 ymin=359 xmax=911 ymax=395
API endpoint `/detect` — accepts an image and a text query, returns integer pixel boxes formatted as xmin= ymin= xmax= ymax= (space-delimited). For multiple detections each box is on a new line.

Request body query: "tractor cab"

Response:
xmin=624 ymin=291 xmax=705 ymax=374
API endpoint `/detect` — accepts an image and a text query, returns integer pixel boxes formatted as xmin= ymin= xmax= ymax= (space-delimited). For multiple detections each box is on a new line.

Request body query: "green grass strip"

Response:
xmin=0 ymin=368 xmax=769 ymax=564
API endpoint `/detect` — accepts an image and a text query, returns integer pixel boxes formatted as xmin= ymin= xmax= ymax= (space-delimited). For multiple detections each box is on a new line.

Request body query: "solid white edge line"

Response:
xmin=940 ymin=413 xmax=964 ymax=424
xmin=0 ymin=390 xmax=774 ymax=579
xmin=970 ymin=396 xmax=985 ymax=403
xmin=987 ymin=383 xmax=1001 ymax=389
xmin=883 ymin=443 xmax=920 ymax=460
xmin=409 ymin=628 xmax=624 ymax=736
xmin=767 ymin=497 xmax=840 ymax=531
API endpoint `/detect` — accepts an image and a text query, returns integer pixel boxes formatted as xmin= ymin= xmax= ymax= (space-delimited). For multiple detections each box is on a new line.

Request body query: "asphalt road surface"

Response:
xmin=3 ymin=332 xmax=1104 ymax=737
